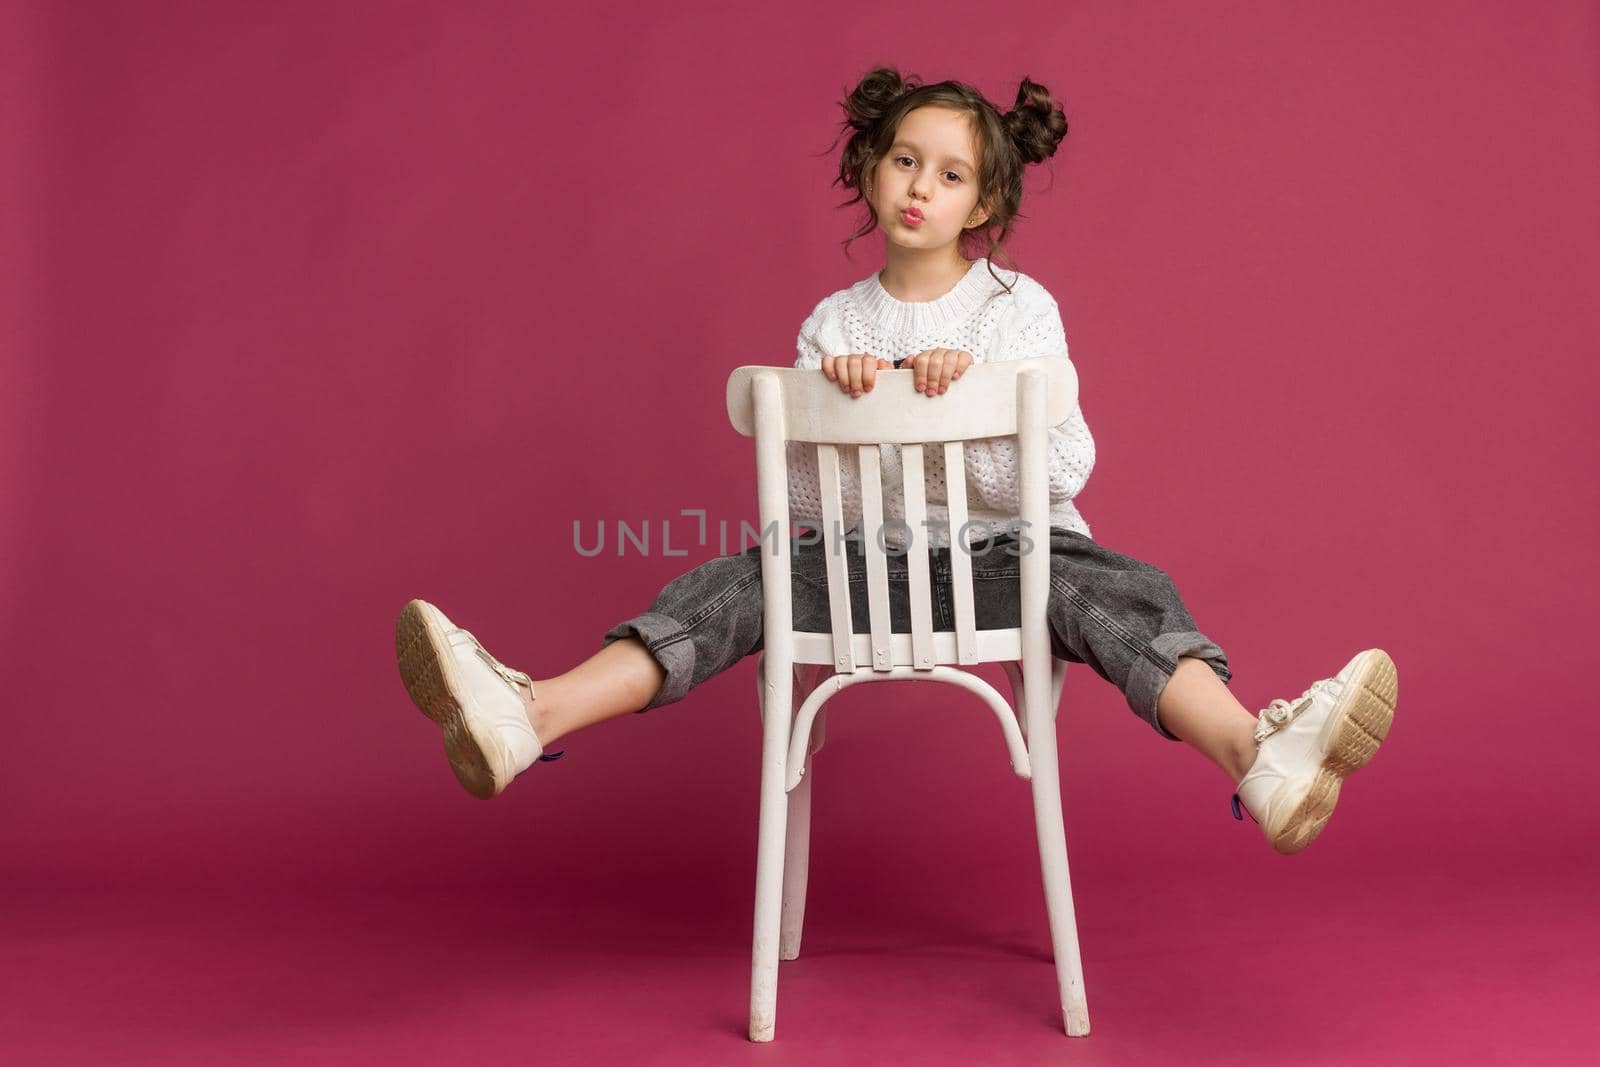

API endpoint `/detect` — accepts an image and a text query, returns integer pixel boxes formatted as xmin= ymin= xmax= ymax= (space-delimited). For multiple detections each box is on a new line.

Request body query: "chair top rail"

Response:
xmin=726 ymin=357 xmax=1077 ymax=444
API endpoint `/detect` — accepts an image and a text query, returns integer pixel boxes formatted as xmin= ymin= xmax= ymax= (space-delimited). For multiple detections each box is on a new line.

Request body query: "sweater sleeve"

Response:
xmin=963 ymin=286 xmax=1096 ymax=513
xmin=786 ymin=302 xmax=865 ymax=532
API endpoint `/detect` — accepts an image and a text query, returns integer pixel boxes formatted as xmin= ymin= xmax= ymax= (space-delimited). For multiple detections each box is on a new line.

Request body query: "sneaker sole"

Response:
xmin=395 ymin=599 xmax=501 ymax=800
xmin=1270 ymin=648 xmax=1397 ymax=854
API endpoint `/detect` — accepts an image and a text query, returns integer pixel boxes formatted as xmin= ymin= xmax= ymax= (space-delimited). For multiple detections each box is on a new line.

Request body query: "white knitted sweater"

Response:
xmin=786 ymin=257 xmax=1095 ymax=549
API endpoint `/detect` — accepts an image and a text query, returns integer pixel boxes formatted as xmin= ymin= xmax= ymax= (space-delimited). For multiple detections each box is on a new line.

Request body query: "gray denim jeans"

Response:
xmin=601 ymin=527 xmax=1231 ymax=741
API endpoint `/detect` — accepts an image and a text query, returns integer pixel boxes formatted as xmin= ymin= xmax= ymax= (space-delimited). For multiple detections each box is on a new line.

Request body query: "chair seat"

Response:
xmin=791 ymin=627 xmax=1023 ymax=670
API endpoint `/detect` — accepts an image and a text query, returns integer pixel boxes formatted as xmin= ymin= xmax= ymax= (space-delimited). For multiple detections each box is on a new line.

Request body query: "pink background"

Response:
xmin=6 ymin=0 xmax=1597 ymax=1062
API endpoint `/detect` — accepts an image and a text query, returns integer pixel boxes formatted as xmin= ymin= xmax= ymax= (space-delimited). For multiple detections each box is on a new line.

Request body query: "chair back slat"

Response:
xmin=943 ymin=441 xmax=978 ymax=664
xmin=900 ymin=444 xmax=936 ymax=670
xmin=814 ymin=443 xmax=856 ymax=673
xmin=856 ymin=444 xmax=893 ymax=670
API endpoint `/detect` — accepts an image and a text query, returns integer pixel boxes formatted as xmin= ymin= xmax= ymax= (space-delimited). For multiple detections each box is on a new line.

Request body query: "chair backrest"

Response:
xmin=725 ymin=357 xmax=1078 ymax=675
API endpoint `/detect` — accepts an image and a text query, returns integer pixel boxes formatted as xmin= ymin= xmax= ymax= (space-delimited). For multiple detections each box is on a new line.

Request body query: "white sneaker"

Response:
xmin=395 ymin=598 xmax=563 ymax=799
xmin=1232 ymin=649 xmax=1397 ymax=854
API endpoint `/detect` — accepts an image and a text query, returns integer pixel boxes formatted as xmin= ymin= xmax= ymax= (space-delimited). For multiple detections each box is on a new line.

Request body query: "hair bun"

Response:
xmin=843 ymin=65 xmax=920 ymax=132
xmin=1004 ymin=76 xmax=1068 ymax=165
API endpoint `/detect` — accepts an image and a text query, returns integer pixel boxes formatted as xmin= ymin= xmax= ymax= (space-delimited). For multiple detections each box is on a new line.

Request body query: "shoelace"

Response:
xmin=451 ymin=626 xmax=567 ymax=763
xmin=1251 ymin=678 xmax=1336 ymax=744
xmin=1229 ymin=676 xmax=1337 ymax=820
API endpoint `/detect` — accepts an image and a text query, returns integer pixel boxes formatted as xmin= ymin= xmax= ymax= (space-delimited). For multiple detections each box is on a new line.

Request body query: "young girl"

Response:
xmin=395 ymin=66 xmax=1398 ymax=857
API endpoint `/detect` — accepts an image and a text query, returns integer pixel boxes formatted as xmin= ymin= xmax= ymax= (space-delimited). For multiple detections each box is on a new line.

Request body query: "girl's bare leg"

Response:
xmin=528 ymin=637 xmax=665 ymax=747
xmin=1156 ymin=656 xmax=1261 ymax=784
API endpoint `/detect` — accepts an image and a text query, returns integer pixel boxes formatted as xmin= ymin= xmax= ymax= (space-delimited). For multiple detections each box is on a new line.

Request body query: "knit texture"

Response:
xmin=786 ymin=257 xmax=1095 ymax=549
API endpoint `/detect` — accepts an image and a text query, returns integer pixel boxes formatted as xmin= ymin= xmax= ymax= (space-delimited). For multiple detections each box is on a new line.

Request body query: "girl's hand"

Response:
xmin=903 ymin=349 xmax=974 ymax=397
xmin=821 ymin=354 xmax=894 ymax=398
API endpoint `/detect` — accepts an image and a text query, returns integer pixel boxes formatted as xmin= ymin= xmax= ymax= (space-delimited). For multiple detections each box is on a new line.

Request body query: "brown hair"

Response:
xmin=825 ymin=65 xmax=1069 ymax=293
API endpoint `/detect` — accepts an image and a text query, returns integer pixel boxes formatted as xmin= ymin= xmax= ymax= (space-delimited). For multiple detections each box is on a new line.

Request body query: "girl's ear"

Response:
xmin=966 ymin=200 xmax=991 ymax=229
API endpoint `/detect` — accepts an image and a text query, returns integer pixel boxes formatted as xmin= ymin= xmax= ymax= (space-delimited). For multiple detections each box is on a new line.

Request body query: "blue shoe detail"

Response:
xmin=538 ymin=750 xmax=566 ymax=762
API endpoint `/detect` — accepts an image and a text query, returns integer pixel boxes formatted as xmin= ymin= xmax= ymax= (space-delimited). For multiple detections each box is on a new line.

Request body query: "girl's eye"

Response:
xmin=895 ymin=157 xmax=962 ymax=182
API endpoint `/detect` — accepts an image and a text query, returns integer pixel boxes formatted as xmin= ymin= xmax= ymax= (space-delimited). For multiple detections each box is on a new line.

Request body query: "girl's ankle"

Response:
xmin=1227 ymin=735 xmax=1261 ymax=784
xmin=526 ymin=682 xmax=561 ymax=746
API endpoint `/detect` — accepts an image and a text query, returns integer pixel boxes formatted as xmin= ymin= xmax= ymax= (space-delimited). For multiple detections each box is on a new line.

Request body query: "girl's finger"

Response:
xmin=834 ymin=357 xmax=851 ymax=393
xmin=913 ymin=351 xmax=931 ymax=393
xmin=822 ymin=357 xmax=837 ymax=381
xmin=847 ymin=356 xmax=864 ymax=396
xmin=925 ymin=350 xmax=946 ymax=396
xmin=862 ymin=359 xmax=877 ymax=392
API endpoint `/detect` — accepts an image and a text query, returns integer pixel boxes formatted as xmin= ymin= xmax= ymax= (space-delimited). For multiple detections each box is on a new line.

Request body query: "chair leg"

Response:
xmin=749 ymin=657 xmax=793 ymax=1042
xmin=1003 ymin=659 xmax=1068 ymax=745
xmin=780 ymin=667 xmax=825 ymax=960
xmin=780 ymin=751 xmax=813 ymax=960
xmin=1025 ymin=678 xmax=1091 ymax=1036
xmin=1002 ymin=661 xmax=1028 ymax=742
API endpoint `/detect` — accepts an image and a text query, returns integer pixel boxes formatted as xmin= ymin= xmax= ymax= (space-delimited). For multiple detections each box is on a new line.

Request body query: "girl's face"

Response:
xmin=865 ymin=105 xmax=990 ymax=252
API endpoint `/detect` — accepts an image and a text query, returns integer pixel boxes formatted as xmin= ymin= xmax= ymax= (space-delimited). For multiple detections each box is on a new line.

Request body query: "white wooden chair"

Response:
xmin=724 ymin=356 xmax=1090 ymax=1042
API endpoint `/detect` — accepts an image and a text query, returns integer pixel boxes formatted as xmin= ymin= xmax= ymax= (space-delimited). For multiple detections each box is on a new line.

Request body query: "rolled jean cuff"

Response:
xmin=601 ymin=612 xmax=696 ymax=712
xmin=1125 ymin=630 xmax=1233 ymax=742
